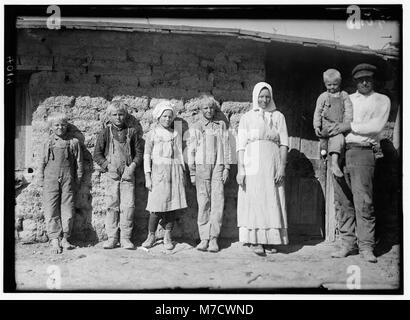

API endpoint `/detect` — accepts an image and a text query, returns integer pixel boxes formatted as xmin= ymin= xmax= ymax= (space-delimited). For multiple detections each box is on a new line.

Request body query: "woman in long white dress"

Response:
xmin=236 ymin=82 xmax=289 ymax=256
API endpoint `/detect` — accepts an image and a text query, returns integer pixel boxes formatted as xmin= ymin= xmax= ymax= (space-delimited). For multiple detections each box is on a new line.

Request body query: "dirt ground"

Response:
xmin=14 ymin=238 xmax=400 ymax=292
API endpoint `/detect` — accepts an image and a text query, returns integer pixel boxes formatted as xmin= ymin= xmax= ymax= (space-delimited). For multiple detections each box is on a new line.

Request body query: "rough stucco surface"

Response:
xmin=15 ymin=28 xmax=399 ymax=245
xmin=15 ymin=29 xmax=263 ymax=243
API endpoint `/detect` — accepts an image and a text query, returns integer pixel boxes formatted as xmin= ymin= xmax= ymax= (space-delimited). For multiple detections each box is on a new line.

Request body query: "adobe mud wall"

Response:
xmin=15 ymin=28 xmax=265 ymax=243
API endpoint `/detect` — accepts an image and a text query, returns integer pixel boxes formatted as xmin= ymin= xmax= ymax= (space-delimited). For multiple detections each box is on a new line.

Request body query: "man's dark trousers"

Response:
xmin=333 ymin=146 xmax=376 ymax=252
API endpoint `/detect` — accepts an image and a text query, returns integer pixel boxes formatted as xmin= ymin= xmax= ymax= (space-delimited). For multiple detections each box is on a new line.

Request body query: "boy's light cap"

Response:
xmin=352 ymin=63 xmax=377 ymax=79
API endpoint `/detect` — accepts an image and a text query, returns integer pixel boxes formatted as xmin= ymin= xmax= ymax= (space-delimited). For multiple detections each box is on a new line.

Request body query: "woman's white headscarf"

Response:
xmin=252 ymin=82 xmax=276 ymax=112
xmin=152 ymin=100 xmax=176 ymax=121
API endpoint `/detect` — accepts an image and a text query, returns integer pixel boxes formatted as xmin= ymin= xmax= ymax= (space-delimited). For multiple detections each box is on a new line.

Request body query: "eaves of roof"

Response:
xmin=16 ymin=16 xmax=399 ymax=61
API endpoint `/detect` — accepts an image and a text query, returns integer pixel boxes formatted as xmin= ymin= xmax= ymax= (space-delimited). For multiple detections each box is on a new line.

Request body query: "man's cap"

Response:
xmin=352 ymin=63 xmax=377 ymax=79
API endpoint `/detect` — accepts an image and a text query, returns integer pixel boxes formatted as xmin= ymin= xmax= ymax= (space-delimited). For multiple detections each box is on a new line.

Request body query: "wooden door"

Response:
xmin=266 ymin=43 xmax=328 ymax=239
xmin=15 ymin=73 xmax=34 ymax=172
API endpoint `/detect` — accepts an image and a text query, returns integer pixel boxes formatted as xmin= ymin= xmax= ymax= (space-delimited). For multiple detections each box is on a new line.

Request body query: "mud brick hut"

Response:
xmin=14 ymin=17 xmax=400 ymax=245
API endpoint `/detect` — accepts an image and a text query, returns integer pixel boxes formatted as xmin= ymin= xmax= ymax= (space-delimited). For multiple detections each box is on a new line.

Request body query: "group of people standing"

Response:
xmin=38 ymin=62 xmax=391 ymax=263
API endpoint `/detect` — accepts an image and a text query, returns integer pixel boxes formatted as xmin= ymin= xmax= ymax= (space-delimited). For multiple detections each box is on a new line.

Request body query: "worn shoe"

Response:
xmin=141 ymin=232 xmax=156 ymax=249
xmin=264 ymin=245 xmax=278 ymax=254
xmin=103 ymin=238 xmax=119 ymax=249
xmin=331 ymin=247 xmax=358 ymax=258
xmin=196 ymin=240 xmax=209 ymax=251
xmin=163 ymin=230 xmax=175 ymax=250
xmin=253 ymin=244 xmax=266 ymax=256
xmin=362 ymin=250 xmax=378 ymax=263
xmin=50 ymin=239 xmax=62 ymax=254
xmin=61 ymin=238 xmax=75 ymax=250
xmin=121 ymin=238 xmax=135 ymax=250
xmin=208 ymin=238 xmax=219 ymax=252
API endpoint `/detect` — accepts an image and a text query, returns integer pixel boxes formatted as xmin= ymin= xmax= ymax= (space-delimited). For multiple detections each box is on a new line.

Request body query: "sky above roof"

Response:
xmin=145 ymin=18 xmax=400 ymax=50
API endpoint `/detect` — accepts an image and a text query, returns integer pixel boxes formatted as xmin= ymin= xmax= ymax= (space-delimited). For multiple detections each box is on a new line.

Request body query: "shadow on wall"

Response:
xmin=374 ymin=138 xmax=401 ymax=256
xmin=214 ymin=109 xmax=230 ymax=127
xmin=220 ymin=148 xmax=326 ymax=251
xmin=285 ymin=149 xmax=326 ymax=243
xmin=219 ymin=164 xmax=239 ymax=246
xmin=67 ymin=124 xmax=99 ymax=246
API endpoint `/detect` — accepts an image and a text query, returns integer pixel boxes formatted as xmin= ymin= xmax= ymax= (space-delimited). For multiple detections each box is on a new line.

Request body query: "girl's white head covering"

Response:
xmin=252 ymin=82 xmax=276 ymax=112
xmin=152 ymin=100 xmax=176 ymax=121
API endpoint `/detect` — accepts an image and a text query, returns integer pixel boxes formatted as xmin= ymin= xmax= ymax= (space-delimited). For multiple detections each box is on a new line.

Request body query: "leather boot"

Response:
xmin=61 ymin=238 xmax=75 ymax=250
xmin=253 ymin=244 xmax=266 ymax=256
xmin=141 ymin=232 xmax=156 ymax=248
xmin=121 ymin=238 xmax=135 ymax=250
xmin=362 ymin=250 xmax=377 ymax=263
xmin=103 ymin=238 xmax=119 ymax=249
xmin=196 ymin=240 xmax=209 ymax=251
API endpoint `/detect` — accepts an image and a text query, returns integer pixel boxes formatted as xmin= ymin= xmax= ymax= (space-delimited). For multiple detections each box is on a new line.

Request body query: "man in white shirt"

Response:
xmin=326 ymin=63 xmax=391 ymax=263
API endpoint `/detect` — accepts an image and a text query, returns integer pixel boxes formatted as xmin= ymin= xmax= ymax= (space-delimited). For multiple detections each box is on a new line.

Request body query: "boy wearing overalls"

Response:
xmin=313 ymin=69 xmax=353 ymax=177
xmin=94 ymin=100 xmax=144 ymax=250
xmin=38 ymin=112 xmax=83 ymax=254
xmin=188 ymin=95 xmax=230 ymax=252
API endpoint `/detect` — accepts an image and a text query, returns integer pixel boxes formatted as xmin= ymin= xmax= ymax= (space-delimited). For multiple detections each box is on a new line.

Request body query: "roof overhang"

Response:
xmin=16 ymin=16 xmax=399 ymax=61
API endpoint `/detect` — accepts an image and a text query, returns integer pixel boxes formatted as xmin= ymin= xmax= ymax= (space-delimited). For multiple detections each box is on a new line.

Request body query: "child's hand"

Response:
xmin=145 ymin=175 xmax=152 ymax=191
xmin=222 ymin=168 xmax=230 ymax=184
xmin=314 ymin=127 xmax=322 ymax=137
xmin=190 ymin=175 xmax=196 ymax=186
